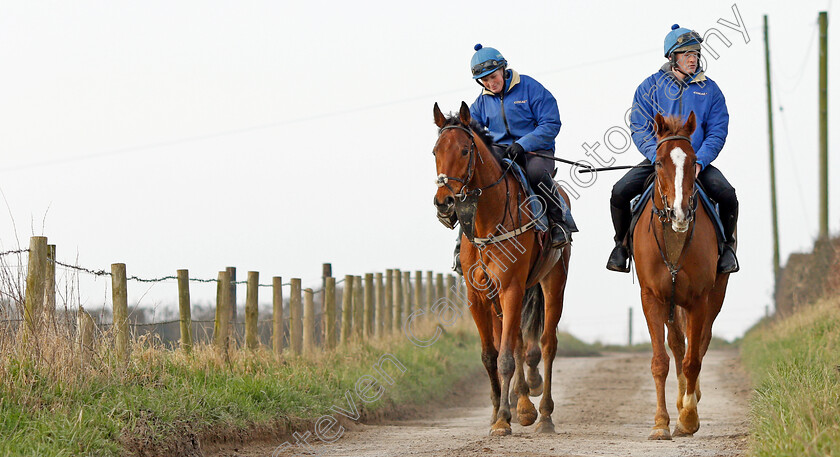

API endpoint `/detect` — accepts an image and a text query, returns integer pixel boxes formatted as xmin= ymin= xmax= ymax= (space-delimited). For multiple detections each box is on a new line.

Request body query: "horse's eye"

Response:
xmin=654 ymin=160 xmax=662 ymax=168
xmin=461 ymin=147 xmax=469 ymax=156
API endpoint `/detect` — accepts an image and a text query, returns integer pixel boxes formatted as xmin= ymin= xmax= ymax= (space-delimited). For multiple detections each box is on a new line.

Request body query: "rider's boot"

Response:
xmin=718 ymin=205 xmax=740 ymax=274
xmin=606 ymin=203 xmax=632 ymax=273
xmin=536 ymin=173 xmax=573 ymax=249
xmin=452 ymin=226 xmax=463 ymax=276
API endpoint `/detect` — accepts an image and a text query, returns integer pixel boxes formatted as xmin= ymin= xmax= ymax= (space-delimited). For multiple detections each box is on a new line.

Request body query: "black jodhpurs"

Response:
xmin=610 ymin=161 xmax=737 ymax=216
xmin=490 ymin=145 xmax=556 ymax=184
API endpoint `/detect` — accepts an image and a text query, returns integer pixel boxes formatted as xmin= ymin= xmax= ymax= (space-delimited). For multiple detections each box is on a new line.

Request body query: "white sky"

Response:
xmin=0 ymin=0 xmax=837 ymax=344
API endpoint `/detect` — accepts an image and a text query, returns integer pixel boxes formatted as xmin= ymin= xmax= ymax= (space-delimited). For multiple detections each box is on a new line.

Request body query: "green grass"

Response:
xmin=741 ymin=296 xmax=840 ymax=457
xmin=0 ymin=326 xmax=479 ymax=456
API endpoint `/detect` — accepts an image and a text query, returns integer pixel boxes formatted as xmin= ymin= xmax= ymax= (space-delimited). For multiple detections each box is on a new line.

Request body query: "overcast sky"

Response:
xmin=0 ymin=0 xmax=837 ymax=344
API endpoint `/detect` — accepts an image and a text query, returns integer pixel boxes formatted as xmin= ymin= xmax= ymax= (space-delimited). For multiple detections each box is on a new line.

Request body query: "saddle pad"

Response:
xmin=500 ymin=158 xmax=549 ymax=232
xmin=627 ymin=182 xmax=726 ymax=252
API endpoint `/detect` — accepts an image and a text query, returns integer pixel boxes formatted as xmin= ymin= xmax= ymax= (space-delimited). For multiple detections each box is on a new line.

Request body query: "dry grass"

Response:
xmin=741 ymin=293 xmax=840 ymax=457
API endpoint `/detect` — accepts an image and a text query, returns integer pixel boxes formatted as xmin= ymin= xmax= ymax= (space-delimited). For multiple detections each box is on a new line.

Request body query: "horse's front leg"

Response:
xmin=642 ymin=288 xmax=672 ymax=440
xmin=490 ymin=286 xmax=524 ymax=436
xmin=675 ymin=302 xmax=709 ymax=436
xmin=511 ymin=330 xmax=537 ymax=426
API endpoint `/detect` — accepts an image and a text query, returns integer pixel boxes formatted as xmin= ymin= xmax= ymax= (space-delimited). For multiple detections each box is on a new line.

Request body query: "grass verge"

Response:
xmin=740 ymin=294 xmax=840 ymax=457
xmin=0 ymin=324 xmax=479 ymax=456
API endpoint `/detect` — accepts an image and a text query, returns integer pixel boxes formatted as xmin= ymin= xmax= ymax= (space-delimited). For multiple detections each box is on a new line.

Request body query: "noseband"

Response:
xmin=652 ymin=135 xmax=697 ymax=224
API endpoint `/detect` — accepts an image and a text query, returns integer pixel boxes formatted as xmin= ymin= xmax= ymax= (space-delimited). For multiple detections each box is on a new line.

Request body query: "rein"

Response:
xmin=576 ymin=135 xmax=693 ymax=174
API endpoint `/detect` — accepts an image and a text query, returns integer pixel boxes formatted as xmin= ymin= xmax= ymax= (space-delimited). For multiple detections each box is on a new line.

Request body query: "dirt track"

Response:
xmin=215 ymin=350 xmax=750 ymax=457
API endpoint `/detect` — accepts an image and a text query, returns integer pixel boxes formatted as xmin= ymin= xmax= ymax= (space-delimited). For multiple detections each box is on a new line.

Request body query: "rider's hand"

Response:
xmin=505 ymin=142 xmax=524 ymax=160
xmin=695 ymin=163 xmax=702 ymax=177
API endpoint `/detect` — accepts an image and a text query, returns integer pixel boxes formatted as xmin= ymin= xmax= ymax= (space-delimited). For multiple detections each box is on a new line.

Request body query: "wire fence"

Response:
xmin=1 ymin=237 xmax=459 ymax=355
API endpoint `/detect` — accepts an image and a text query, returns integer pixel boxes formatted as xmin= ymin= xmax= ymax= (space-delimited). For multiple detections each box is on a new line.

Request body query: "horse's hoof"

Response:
xmin=648 ymin=428 xmax=672 ymax=440
xmin=535 ymin=419 xmax=556 ymax=434
xmin=672 ymin=422 xmax=694 ymax=437
xmin=490 ymin=419 xmax=512 ymax=436
xmin=517 ymin=408 xmax=537 ymax=427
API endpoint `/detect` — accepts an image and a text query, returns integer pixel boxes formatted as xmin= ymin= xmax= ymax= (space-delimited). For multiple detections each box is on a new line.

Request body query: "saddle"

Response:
xmin=626 ymin=181 xmax=726 ymax=256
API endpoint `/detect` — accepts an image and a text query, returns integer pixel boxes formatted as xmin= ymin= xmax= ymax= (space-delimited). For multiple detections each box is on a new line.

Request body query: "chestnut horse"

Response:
xmin=432 ymin=102 xmax=571 ymax=436
xmin=634 ymin=112 xmax=731 ymax=440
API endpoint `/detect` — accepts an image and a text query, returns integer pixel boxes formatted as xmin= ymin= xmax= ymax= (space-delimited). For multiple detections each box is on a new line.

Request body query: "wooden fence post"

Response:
xmin=354 ymin=275 xmax=363 ymax=341
xmin=303 ymin=288 xmax=315 ymax=356
xmin=324 ymin=277 xmax=337 ymax=350
xmin=364 ymin=273 xmax=374 ymax=337
xmin=44 ymin=244 xmax=56 ymax=321
xmin=289 ymin=278 xmax=302 ymax=355
xmin=272 ymin=277 xmax=284 ymax=354
xmin=435 ymin=273 xmax=445 ymax=308
xmin=177 ymin=269 xmax=192 ymax=353
xmin=226 ymin=266 xmax=237 ymax=326
xmin=341 ymin=275 xmax=354 ymax=344
xmin=375 ymin=273 xmax=384 ymax=337
xmin=414 ymin=271 xmax=422 ymax=318
xmin=384 ymin=270 xmax=394 ymax=334
xmin=214 ymin=271 xmax=231 ymax=354
xmin=446 ymin=274 xmax=455 ymax=304
xmin=77 ymin=306 xmax=95 ymax=365
xmin=403 ymin=271 xmax=412 ymax=320
xmin=23 ymin=236 xmax=48 ymax=342
xmin=425 ymin=271 xmax=434 ymax=314
xmin=111 ymin=263 xmax=129 ymax=362
xmin=245 ymin=271 xmax=259 ymax=350
xmin=393 ymin=269 xmax=403 ymax=332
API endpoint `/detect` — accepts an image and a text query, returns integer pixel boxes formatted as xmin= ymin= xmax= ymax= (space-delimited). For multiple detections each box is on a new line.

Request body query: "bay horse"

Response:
xmin=432 ymin=102 xmax=571 ymax=436
xmin=633 ymin=112 xmax=731 ymax=440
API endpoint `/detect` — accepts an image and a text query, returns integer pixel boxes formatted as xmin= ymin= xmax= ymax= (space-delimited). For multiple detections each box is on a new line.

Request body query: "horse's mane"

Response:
xmin=659 ymin=115 xmax=693 ymax=138
xmin=442 ymin=115 xmax=494 ymax=149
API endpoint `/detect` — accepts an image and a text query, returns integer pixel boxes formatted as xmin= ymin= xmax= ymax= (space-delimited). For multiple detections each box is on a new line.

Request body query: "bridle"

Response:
xmin=649 ymin=134 xmax=699 ymax=324
xmin=651 ymin=135 xmax=698 ymax=224
xmin=434 ymin=125 xmax=510 ymax=201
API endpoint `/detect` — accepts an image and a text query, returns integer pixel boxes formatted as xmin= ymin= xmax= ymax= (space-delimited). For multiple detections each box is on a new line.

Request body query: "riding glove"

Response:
xmin=505 ymin=142 xmax=524 ymax=160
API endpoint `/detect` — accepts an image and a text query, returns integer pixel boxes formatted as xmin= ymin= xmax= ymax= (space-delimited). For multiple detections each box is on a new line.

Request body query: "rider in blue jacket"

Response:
xmin=606 ymin=25 xmax=739 ymax=274
xmin=452 ymin=44 xmax=577 ymax=275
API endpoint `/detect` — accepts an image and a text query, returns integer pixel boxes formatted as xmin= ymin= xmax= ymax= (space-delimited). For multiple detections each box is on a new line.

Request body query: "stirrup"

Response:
xmin=717 ymin=245 xmax=739 ymax=274
xmin=550 ymin=224 xmax=571 ymax=249
xmin=606 ymin=244 xmax=630 ymax=273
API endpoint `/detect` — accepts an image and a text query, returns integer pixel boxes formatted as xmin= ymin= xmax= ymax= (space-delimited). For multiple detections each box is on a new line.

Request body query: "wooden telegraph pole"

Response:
xmin=764 ymin=15 xmax=781 ymax=280
xmin=818 ymin=11 xmax=829 ymax=239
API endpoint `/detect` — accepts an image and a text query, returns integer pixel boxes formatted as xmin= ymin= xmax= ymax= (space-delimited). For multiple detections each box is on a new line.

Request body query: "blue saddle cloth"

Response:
xmin=629 ymin=182 xmax=726 ymax=248
xmin=499 ymin=158 xmax=572 ymax=233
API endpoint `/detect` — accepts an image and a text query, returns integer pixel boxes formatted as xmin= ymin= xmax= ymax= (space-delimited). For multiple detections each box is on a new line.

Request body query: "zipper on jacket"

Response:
xmin=499 ymin=89 xmax=513 ymax=139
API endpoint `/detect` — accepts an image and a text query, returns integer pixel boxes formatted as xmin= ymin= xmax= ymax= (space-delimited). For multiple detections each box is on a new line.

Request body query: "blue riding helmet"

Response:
xmin=470 ymin=44 xmax=507 ymax=79
xmin=664 ymin=24 xmax=703 ymax=58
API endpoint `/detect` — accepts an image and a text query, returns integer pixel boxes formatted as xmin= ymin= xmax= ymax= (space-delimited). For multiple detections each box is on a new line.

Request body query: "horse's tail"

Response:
xmin=521 ymin=285 xmax=544 ymax=342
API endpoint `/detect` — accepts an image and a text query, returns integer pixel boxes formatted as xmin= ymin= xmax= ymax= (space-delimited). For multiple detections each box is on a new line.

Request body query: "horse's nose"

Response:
xmin=434 ymin=195 xmax=455 ymax=213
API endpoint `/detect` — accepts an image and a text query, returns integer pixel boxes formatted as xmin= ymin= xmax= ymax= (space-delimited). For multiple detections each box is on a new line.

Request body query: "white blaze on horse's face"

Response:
xmin=670 ymin=147 xmax=690 ymax=233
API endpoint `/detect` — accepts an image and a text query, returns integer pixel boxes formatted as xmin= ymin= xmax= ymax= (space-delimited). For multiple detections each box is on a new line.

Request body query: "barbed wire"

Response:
xmin=6 ymin=251 xmax=370 ymax=293
xmin=0 ymin=249 xmax=30 ymax=257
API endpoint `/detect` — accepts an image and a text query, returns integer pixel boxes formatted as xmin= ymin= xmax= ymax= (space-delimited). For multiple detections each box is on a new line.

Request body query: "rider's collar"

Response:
xmin=481 ymin=69 xmax=521 ymax=96
xmin=659 ymin=62 xmax=707 ymax=85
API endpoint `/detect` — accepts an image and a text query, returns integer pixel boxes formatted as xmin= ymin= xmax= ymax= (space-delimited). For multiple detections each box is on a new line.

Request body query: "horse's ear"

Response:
xmin=459 ymin=101 xmax=472 ymax=126
xmin=654 ymin=112 xmax=667 ymax=136
xmin=684 ymin=111 xmax=697 ymax=135
xmin=433 ymin=102 xmax=446 ymax=128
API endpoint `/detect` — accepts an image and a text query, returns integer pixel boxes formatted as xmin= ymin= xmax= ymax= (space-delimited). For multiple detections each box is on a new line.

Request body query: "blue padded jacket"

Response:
xmin=629 ymin=64 xmax=729 ymax=170
xmin=469 ymin=70 xmax=561 ymax=153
